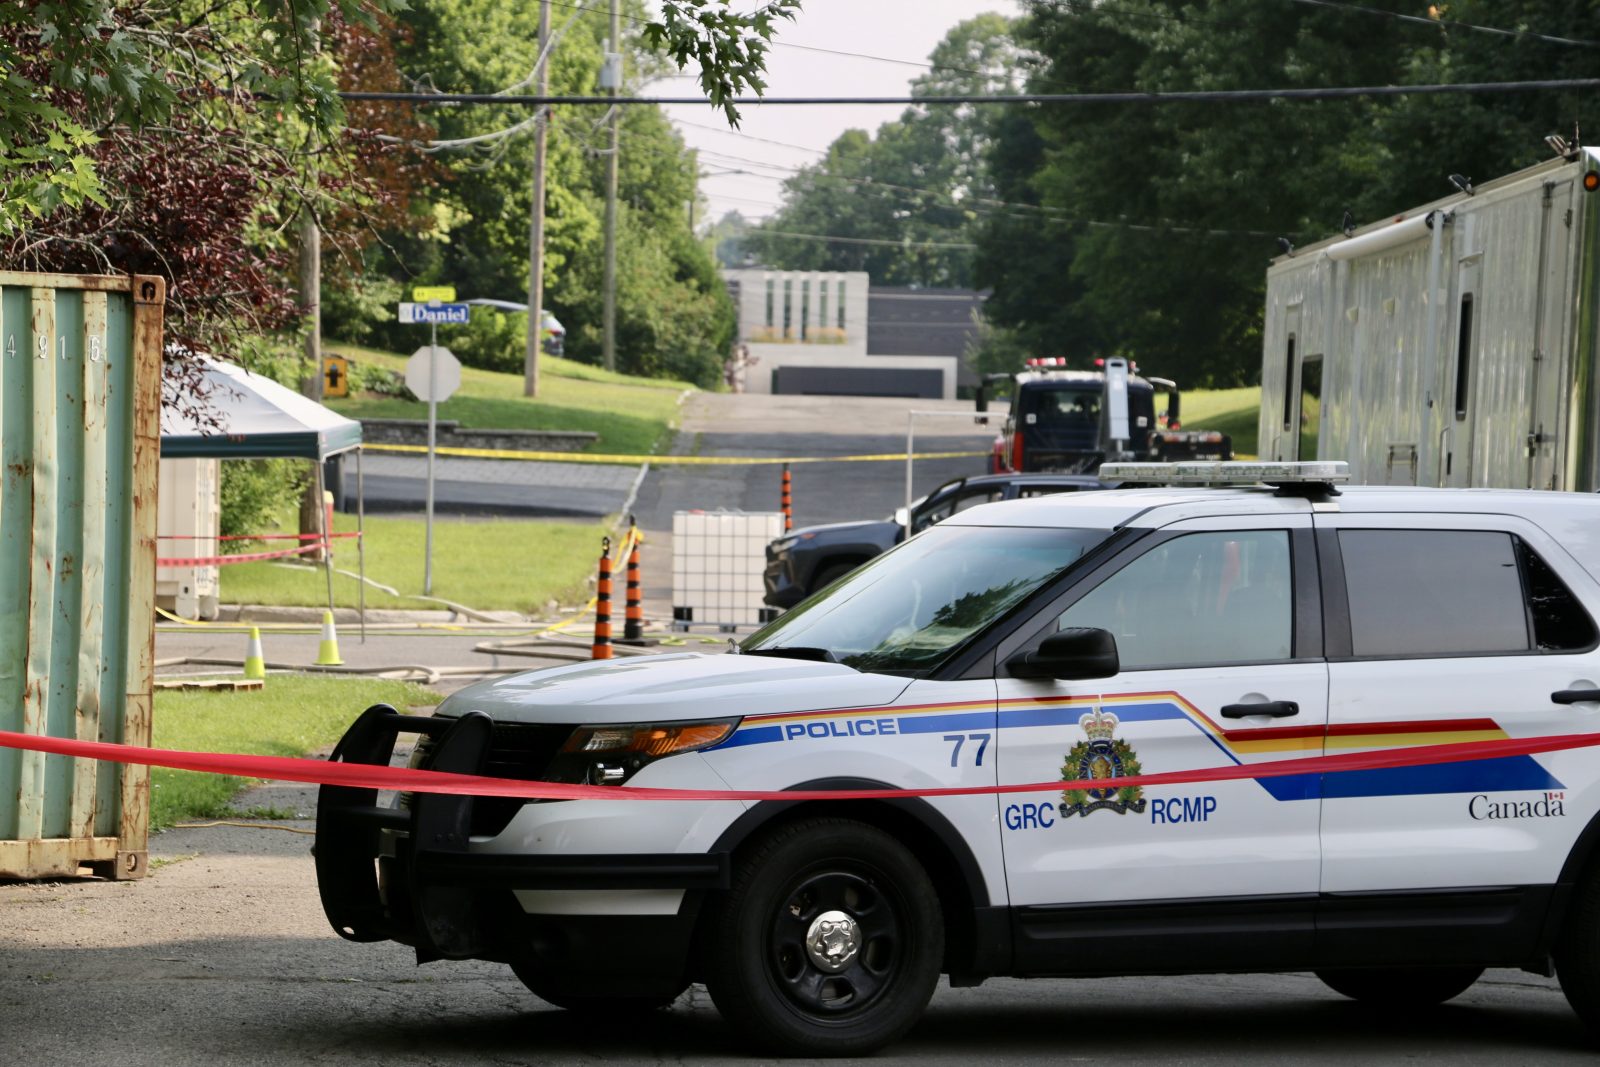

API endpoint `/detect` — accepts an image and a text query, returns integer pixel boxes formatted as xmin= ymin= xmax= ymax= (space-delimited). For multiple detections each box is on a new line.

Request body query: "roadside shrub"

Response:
xmin=220 ymin=459 xmax=306 ymax=538
xmin=322 ymin=271 xmax=409 ymax=352
xmin=342 ymin=357 xmax=408 ymax=397
xmin=440 ymin=307 xmax=527 ymax=373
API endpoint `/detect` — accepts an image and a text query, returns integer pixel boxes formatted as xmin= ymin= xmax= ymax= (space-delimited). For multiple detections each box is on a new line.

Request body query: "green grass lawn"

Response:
xmin=218 ymin=512 xmax=603 ymax=614
xmin=1182 ymin=385 xmax=1263 ymax=459
xmin=151 ymin=676 xmax=442 ymax=829
xmin=326 ymin=344 xmax=693 ymax=457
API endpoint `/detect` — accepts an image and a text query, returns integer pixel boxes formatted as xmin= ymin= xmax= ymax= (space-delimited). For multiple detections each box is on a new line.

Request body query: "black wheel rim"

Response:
xmin=767 ymin=866 xmax=902 ymax=1017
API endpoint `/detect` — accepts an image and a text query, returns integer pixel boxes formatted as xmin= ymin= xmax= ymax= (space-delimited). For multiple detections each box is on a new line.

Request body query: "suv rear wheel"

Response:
xmin=1556 ymin=866 xmax=1600 ymax=1035
xmin=1315 ymin=966 xmax=1483 ymax=1006
xmin=704 ymin=817 xmax=943 ymax=1056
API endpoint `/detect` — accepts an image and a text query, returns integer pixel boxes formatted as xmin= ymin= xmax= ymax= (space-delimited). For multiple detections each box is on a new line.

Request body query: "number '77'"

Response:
xmin=943 ymin=732 xmax=991 ymax=768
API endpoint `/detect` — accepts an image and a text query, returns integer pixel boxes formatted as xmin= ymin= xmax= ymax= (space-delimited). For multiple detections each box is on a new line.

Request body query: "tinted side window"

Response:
xmin=912 ymin=491 xmax=959 ymax=532
xmin=1057 ymin=530 xmax=1293 ymax=669
xmin=953 ymin=488 xmax=1003 ymax=514
xmin=1520 ymin=539 xmax=1598 ymax=651
xmin=913 ymin=488 xmax=1001 ymax=532
xmin=1340 ymin=530 xmax=1529 ymax=657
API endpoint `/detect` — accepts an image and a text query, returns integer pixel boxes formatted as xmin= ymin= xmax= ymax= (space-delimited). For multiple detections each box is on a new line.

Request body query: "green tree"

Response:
xmin=977 ymin=0 xmax=1599 ymax=387
xmin=3 ymin=0 xmax=800 ymax=232
xmin=332 ymin=0 xmax=733 ymax=384
xmin=977 ymin=0 xmax=1412 ymax=385
xmin=1355 ymin=0 xmax=1600 ymax=217
xmin=748 ymin=13 xmax=1023 ymax=288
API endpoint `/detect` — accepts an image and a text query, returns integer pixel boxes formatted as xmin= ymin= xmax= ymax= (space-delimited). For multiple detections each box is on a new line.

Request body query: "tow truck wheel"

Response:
xmin=1315 ymin=966 xmax=1483 ymax=1006
xmin=704 ymin=817 xmax=943 ymax=1057
xmin=509 ymin=964 xmax=685 ymax=1014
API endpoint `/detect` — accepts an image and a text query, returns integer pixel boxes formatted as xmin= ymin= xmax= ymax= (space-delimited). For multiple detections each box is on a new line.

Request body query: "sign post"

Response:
xmin=401 ymin=291 xmax=465 ymax=594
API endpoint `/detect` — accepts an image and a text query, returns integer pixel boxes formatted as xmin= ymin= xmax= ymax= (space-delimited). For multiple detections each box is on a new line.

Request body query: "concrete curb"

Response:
xmin=213 ymin=604 xmax=529 ymax=625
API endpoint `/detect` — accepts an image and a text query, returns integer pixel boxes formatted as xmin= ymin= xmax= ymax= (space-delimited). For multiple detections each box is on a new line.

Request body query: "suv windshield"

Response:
xmin=744 ymin=524 xmax=1111 ymax=675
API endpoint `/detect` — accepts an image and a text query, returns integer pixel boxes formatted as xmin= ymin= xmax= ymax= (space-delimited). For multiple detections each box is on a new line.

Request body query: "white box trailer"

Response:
xmin=1259 ymin=147 xmax=1600 ymax=490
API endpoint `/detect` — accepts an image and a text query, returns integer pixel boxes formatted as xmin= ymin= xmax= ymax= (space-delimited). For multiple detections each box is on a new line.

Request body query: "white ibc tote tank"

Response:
xmin=155 ymin=456 xmax=220 ymax=620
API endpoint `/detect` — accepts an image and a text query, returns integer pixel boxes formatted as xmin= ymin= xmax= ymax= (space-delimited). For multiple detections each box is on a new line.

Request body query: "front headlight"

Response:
xmin=547 ymin=719 xmax=740 ymax=786
xmin=770 ymin=531 xmax=815 ymax=554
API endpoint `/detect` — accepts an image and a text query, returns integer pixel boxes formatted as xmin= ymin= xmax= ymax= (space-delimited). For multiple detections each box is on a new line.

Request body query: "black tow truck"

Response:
xmin=980 ymin=356 xmax=1232 ymax=474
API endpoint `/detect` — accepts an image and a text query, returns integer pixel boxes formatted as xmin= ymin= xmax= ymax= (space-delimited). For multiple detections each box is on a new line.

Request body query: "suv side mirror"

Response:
xmin=1006 ymin=627 xmax=1120 ymax=681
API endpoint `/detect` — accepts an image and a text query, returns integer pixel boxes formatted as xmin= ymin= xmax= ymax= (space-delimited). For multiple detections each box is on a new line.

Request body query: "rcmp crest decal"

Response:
xmin=1060 ymin=708 xmax=1146 ymax=817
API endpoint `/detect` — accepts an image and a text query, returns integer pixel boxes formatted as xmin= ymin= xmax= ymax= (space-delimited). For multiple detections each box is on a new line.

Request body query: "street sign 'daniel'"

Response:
xmin=398 ymin=302 xmax=471 ymax=325
xmin=405 ymin=346 xmax=461 ymax=403
xmin=322 ymin=354 xmax=350 ymax=398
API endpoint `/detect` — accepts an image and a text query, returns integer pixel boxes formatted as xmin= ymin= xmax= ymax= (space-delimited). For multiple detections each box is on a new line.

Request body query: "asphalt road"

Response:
xmin=2 ymin=804 xmax=1591 ymax=1066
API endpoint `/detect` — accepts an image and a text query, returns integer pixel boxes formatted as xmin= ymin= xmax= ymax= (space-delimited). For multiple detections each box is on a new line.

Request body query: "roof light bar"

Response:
xmin=1099 ymin=461 xmax=1350 ymax=485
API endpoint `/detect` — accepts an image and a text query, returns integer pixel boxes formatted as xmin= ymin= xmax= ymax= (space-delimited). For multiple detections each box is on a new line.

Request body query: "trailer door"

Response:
xmin=1527 ymin=179 xmax=1576 ymax=490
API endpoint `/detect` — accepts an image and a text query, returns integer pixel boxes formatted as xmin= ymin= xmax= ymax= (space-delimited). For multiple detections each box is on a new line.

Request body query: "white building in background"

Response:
xmin=723 ymin=268 xmax=962 ymax=399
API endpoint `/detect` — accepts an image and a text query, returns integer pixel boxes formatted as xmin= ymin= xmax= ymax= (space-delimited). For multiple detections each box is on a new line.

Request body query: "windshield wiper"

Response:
xmin=742 ymin=646 xmax=842 ymax=664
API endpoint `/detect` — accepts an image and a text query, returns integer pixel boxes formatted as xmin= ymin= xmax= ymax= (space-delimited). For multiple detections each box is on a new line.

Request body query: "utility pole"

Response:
xmin=601 ymin=0 xmax=620 ymax=372
xmin=298 ymin=198 xmax=329 ymax=565
xmin=522 ymin=0 xmax=551 ymax=398
xmin=301 ymin=211 xmax=322 ymax=403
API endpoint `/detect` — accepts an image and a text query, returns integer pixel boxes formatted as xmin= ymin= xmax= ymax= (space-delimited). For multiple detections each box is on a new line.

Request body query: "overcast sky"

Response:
xmin=658 ymin=0 xmax=1023 ymax=228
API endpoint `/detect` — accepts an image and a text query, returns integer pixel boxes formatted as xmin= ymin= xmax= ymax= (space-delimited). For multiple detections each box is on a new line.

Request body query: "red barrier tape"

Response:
xmin=159 ymin=532 xmax=362 ymax=542
xmin=157 ymin=543 xmax=330 ymax=567
xmin=2 ymin=727 xmax=1598 ymax=804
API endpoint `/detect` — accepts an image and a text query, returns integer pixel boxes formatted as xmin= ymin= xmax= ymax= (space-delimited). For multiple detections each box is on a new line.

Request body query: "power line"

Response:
xmin=772 ymin=40 xmax=1015 ymax=83
xmin=752 ymin=228 xmax=977 ymax=250
xmin=340 ymin=78 xmax=1600 ymax=107
xmin=541 ymin=0 xmax=1016 ymax=80
xmin=1286 ymin=0 xmax=1600 ymax=49
xmin=673 ymin=116 xmax=828 ymax=156
xmin=686 ymin=144 xmax=1283 ymax=237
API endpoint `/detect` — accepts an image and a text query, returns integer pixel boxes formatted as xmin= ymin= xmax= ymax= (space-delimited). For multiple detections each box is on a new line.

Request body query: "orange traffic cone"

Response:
xmin=623 ymin=520 xmax=645 ymax=642
xmin=781 ymin=463 xmax=793 ymax=532
xmin=592 ymin=537 xmax=613 ymax=660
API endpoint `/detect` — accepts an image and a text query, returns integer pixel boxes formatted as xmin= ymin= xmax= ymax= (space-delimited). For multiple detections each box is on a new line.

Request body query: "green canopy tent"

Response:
xmin=160 ymin=355 xmax=367 ymax=633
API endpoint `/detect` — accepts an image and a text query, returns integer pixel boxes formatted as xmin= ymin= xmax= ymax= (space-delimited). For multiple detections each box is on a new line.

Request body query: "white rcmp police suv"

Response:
xmin=315 ymin=462 xmax=1600 ymax=1056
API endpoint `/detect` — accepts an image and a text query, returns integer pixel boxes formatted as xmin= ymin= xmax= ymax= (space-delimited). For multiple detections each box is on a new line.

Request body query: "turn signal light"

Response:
xmin=1584 ymin=171 xmax=1600 ymax=193
xmin=562 ymin=721 xmax=737 ymax=758
xmin=548 ymin=720 xmax=741 ymax=787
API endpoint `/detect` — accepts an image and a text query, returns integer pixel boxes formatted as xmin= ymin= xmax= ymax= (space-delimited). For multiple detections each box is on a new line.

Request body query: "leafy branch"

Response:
xmin=643 ymin=0 xmax=800 ymax=125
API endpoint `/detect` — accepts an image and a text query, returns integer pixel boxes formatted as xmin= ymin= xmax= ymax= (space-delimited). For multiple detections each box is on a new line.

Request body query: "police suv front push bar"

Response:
xmin=314 ymin=704 xmax=729 ymax=961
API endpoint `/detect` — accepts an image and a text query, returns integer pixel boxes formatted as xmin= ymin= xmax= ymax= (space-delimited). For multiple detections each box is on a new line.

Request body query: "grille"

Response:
xmin=401 ymin=720 xmax=573 ymax=836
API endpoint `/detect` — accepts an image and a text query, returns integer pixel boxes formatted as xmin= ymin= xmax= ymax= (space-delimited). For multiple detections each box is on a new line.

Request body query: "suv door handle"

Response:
xmin=1220 ymin=701 xmax=1299 ymax=719
xmin=1552 ymin=689 xmax=1600 ymax=705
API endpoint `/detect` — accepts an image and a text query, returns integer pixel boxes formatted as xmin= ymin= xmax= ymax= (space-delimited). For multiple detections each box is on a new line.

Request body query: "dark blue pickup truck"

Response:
xmin=762 ymin=472 xmax=1108 ymax=609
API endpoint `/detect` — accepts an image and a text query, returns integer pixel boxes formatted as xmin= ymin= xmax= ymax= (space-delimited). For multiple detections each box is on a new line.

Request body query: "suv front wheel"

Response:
xmin=704 ymin=817 xmax=944 ymax=1056
xmin=1315 ymin=966 xmax=1483 ymax=1006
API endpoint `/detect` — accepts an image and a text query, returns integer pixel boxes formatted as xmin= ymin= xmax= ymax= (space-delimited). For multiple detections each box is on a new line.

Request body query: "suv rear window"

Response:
xmin=1339 ymin=530 xmax=1596 ymax=657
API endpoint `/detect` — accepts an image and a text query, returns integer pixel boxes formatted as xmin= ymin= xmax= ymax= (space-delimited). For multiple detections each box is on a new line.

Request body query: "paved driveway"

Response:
xmin=2 ymin=799 xmax=1590 ymax=1066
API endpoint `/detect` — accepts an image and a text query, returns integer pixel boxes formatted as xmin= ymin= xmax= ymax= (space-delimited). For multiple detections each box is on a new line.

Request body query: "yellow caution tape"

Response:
xmin=365 ymin=443 xmax=989 ymax=465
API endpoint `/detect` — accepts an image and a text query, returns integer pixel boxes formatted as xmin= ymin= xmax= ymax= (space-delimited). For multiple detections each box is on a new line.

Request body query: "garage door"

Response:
xmin=772 ymin=366 xmax=943 ymax=398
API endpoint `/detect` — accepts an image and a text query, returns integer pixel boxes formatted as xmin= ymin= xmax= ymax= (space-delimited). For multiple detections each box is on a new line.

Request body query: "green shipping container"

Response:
xmin=0 ymin=271 xmax=164 ymax=880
